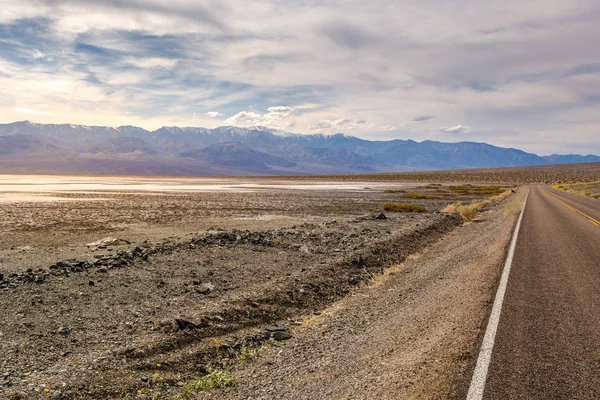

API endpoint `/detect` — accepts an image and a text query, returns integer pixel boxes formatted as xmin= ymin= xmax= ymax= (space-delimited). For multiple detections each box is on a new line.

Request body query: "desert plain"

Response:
xmin=1 ymin=163 xmax=598 ymax=399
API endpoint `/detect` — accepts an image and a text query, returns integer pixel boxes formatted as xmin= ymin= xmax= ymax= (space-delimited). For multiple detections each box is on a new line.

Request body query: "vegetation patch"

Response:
xmin=503 ymin=192 xmax=525 ymax=216
xmin=443 ymin=200 xmax=489 ymax=221
xmin=404 ymin=193 xmax=442 ymax=200
xmin=447 ymin=185 xmax=509 ymax=196
xmin=384 ymin=189 xmax=406 ymax=193
xmin=173 ymin=367 xmax=236 ymax=399
xmin=552 ymin=181 xmax=600 ymax=199
xmin=382 ymin=203 xmax=426 ymax=212
xmin=419 ymin=184 xmax=442 ymax=189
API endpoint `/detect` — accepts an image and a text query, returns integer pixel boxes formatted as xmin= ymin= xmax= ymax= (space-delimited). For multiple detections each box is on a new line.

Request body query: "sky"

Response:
xmin=0 ymin=0 xmax=599 ymax=155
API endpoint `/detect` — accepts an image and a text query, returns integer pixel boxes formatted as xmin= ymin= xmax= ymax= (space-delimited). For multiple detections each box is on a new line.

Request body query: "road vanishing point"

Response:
xmin=469 ymin=185 xmax=600 ymax=399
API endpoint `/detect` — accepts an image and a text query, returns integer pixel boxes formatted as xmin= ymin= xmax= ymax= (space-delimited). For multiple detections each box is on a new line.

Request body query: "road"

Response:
xmin=479 ymin=185 xmax=600 ymax=399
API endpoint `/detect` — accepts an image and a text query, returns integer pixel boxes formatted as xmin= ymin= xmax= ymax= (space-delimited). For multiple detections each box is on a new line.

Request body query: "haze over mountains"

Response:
xmin=0 ymin=121 xmax=598 ymax=176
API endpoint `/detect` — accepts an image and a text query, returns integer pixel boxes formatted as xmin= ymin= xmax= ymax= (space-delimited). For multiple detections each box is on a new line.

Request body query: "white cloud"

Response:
xmin=225 ymin=111 xmax=263 ymax=125
xmin=14 ymin=107 xmax=42 ymax=115
xmin=124 ymin=57 xmax=178 ymax=70
xmin=294 ymin=104 xmax=319 ymax=110
xmin=224 ymin=106 xmax=295 ymax=129
xmin=310 ymin=118 xmax=366 ymax=132
xmin=206 ymin=111 xmax=223 ymax=117
xmin=438 ymin=125 xmax=471 ymax=134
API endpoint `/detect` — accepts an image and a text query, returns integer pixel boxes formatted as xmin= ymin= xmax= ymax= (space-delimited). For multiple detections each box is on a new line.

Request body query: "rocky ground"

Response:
xmin=0 ymin=178 xmax=520 ymax=399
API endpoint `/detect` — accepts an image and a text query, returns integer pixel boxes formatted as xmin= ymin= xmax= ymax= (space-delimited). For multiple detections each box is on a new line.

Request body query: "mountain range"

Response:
xmin=0 ymin=121 xmax=598 ymax=176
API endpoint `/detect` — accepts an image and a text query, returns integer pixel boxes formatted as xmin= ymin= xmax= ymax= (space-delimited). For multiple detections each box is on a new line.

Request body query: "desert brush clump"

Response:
xmin=419 ymin=183 xmax=442 ymax=189
xmin=384 ymin=189 xmax=406 ymax=193
xmin=447 ymin=185 xmax=509 ymax=196
xmin=403 ymin=193 xmax=442 ymax=200
xmin=382 ymin=203 xmax=426 ymax=212
xmin=443 ymin=198 xmax=493 ymax=221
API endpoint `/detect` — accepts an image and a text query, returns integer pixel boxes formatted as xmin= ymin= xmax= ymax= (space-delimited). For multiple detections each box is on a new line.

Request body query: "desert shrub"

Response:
xmin=404 ymin=193 xmax=442 ymax=199
xmin=384 ymin=189 xmax=407 ymax=193
xmin=448 ymin=185 xmax=508 ymax=196
xmin=382 ymin=203 xmax=426 ymax=212
xmin=444 ymin=200 xmax=490 ymax=221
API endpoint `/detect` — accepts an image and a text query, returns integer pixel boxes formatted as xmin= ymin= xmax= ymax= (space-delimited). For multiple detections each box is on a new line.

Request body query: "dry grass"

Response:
xmin=382 ymin=203 xmax=427 ymax=212
xmin=553 ymin=181 xmax=600 ymax=199
xmin=447 ymin=185 xmax=509 ymax=196
xmin=404 ymin=193 xmax=443 ymax=200
xmin=444 ymin=188 xmax=514 ymax=221
xmin=384 ymin=189 xmax=406 ymax=193
xmin=444 ymin=200 xmax=489 ymax=221
xmin=488 ymin=189 xmax=516 ymax=202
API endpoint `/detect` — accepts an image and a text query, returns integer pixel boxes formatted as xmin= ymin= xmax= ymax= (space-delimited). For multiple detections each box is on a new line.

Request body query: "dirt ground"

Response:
xmin=0 ymin=176 xmax=520 ymax=399
xmin=297 ymin=161 xmax=600 ymax=184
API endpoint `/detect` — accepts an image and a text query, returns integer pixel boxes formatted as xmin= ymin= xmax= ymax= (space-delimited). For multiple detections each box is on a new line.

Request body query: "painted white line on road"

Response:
xmin=466 ymin=190 xmax=529 ymax=400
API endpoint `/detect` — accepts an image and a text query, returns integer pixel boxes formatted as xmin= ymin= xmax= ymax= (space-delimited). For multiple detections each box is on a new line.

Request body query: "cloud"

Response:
xmin=206 ymin=111 xmax=223 ymax=117
xmin=225 ymin=111 xmax=262 ymax=125
xmin=412 ymin=115 xmax=434 ymax=123
xmin=14 ymin=107 xmax=42 ymax=115
xmin=224 ymin=106 xmax=295 ymax=128
xmin=294 ymin=104 xmax=319 ymax=110
xmin=438 ymin=125 xmax=471 ymax=134
xmin=124 ymin=57 xmax=178 ymax=70
xmin=310 ymin=118 xmax=366 ymax=132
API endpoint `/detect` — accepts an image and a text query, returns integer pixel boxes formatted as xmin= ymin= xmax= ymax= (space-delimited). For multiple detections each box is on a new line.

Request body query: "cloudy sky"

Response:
xmin=1 ymin=0 xmax=599 ymax=155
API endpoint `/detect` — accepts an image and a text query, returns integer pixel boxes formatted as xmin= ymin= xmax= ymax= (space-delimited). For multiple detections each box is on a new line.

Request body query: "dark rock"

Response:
xmin=56 ymin=259 xmax=86 ymax=269
xmin=88 ymin=280 xmax=95 ymax=286
xmin=375 ymin=213 xmax=387 ymax=220
xmin=57 ymin=327 xmax=71 ymax=336
xmin=159 ymin=318 xmax=201 ymax=333
xmin=269 ymin=329 xmax=292 ymax=341
xmin=175 ymin=319 xmax=200 ymax=330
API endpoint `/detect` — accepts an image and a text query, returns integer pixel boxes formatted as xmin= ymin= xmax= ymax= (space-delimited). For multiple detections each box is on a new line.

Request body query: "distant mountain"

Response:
xmin=0 ymin=120 xmax=598 ymax=176
xmin=180 ymin=142 xmax=296 ymax=173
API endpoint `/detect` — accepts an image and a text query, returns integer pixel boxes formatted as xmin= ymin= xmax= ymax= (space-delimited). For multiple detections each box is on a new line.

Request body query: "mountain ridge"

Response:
xmin=0 ymin=120 xmax=598 ymax=176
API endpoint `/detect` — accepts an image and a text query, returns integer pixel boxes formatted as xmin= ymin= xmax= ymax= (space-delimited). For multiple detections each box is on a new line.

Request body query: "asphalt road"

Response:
xmin=482 ymin=185 xmax=600 ymax=399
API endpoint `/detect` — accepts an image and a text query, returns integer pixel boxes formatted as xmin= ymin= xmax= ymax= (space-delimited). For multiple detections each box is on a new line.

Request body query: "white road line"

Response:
xmin=466 ymin=190 xmax=530 ymax=400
